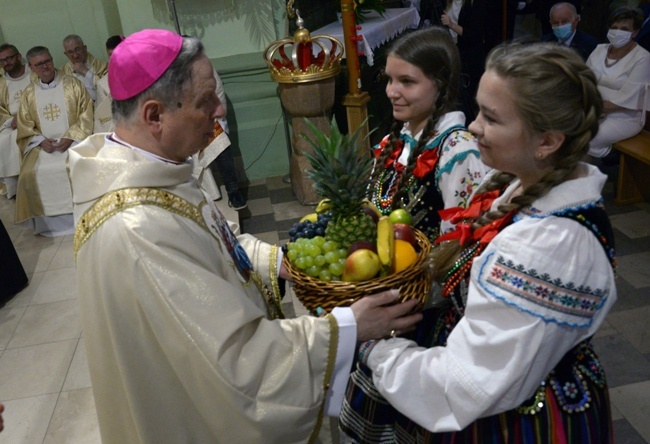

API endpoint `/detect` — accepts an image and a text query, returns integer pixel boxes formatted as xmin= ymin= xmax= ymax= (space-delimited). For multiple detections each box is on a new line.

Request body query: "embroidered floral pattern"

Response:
xmin=453 ymin=168 xmax=483 ymax=208
xmin=441 ymin=130 xmax=474 ymax=153
xmin=486 ymin=255 xmax=607 ymax=320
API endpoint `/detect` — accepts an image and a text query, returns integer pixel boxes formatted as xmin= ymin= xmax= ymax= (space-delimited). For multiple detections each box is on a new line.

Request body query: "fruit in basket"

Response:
xmin=302 ymin=118 xmax=376 ymax=250
xmin=361 ymin=199 xmax=381 ymax=223
xmin=286 ymin=236 xmax=347 ymax=278
xmin=288 ymin=213 xmax=331 ymax=241
xmin=348 ymin=240 xmax=377 ymax=255
xmin=315 ymin=199 xmax=333 ymax=214
xmin=376 ymin=216 xmax=395 ymax=271
xmin=388 ymin=208 xmax=412 ymax=226
xmin=342 ymin=249 xmax=381 ymax=282
xmin=300 ymin=213 xmax=319 ymax=223
xmin=393 ymin=223 xmax=417 ymax=248
xmin=393 ymin=239 xmax=418 ymax=273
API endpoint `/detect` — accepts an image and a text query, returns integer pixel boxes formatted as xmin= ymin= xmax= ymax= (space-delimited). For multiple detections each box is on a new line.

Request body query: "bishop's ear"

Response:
xmin=141 ymin=99 xmax=164 ymax=133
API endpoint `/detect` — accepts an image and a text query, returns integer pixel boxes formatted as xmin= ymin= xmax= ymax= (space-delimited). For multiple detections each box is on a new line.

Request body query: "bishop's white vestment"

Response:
xmin=69 ymin=134 xmax=357 ymax=443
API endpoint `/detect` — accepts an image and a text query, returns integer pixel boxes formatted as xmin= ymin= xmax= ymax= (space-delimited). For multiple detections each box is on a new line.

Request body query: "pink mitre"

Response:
xmin=108 ymin=29 xmax=183 ymax=101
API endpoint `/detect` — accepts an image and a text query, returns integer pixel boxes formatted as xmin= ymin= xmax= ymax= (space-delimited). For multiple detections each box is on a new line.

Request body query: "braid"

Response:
xmin=369 ymin=120 xmax=404 ymax=186
xmin=372 ymin=26 xmax=461 ymax=210
xmin=391 ymin=114 xmax=438 ymax=209
xmin=428 ymin=42 xmax=602 ymax=283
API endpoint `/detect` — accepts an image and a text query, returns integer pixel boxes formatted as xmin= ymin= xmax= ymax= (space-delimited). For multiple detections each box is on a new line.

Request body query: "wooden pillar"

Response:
xmin=340 ymin=0 xmax=370 ymax=150
xmin=342 ymin=92 xmax=371 ymax=149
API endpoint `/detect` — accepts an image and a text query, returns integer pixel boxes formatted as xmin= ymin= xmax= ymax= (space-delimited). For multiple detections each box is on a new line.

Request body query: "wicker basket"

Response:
xmin=284 ymin=229 xmax=432 ymax=314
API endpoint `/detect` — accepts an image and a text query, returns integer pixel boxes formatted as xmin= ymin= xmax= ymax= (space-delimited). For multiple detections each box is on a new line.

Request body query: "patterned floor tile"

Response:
xmin=270 ymin=186 xmax=302 ymax=205
xmin=611 ymin=210 xmax=650 ymax=239
xmin=241 ymin=213 xmax=277 ymax=236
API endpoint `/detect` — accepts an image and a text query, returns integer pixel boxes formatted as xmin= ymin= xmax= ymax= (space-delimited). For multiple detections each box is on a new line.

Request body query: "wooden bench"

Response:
xmin=613 ymin=129 xmax=650 ymax=205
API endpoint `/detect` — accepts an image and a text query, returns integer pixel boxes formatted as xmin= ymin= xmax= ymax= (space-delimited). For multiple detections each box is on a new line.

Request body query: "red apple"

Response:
xmin=393 ymin=223 xmax=417 ymax=248
xmin=348 ymin=240 xmax=378 ymax=256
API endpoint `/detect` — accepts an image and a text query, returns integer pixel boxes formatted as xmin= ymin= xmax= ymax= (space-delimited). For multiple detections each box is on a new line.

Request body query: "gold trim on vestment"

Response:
xmin=269 ymin=244 xmax=284 ymax=303
xmin=250 ymin=270 xmax=285 ymax=320
xmin=74 ymin=187 xmax=207 ymax=261
xmin=307 ymin=314 xmax=339 ymax=444
xmin=15 ymin=148 xmax=44 ymax=222
xmin=74 ymin=187 xmax=285 ymax=321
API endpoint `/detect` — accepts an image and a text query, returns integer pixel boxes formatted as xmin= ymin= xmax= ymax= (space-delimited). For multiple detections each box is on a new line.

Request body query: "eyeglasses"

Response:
xmin=64 ymin=47 xmax=85 ymax=57
xmin=0 ymin=53 xmax=18 ymax=64
xmin=32 ymin=58 xmax=53 ymax=69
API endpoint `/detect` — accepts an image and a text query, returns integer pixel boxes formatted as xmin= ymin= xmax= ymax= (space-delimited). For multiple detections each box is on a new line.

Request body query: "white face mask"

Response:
xmin=607 ymin=29 xmax=633 ymax=48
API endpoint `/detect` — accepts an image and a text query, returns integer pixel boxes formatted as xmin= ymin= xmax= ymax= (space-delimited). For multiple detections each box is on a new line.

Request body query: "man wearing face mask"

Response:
xmin=586 ymin=6 xmax=650 ymax=160
xmin=540 ymin=2 xmax=597 ymax=60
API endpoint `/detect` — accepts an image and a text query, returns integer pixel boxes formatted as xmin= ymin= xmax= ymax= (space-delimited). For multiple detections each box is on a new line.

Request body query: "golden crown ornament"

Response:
xmin=264 ymin=9 xmax=343 ymax=84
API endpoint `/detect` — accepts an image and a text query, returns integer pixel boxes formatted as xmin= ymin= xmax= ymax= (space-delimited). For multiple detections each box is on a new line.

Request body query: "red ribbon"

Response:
xmin=373 ymin=138 xmax=440 ymax=178
xmin=435 ymin=190 xmax=514 ymax=246
xmin=412 ymin=149 xmax=440 ymax=178
xmin=438 ymin=190 xmax=501 ymax=224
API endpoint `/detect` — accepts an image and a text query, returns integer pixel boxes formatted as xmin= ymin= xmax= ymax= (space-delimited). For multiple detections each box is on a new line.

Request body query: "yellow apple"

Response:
xmin=342 ymin=249 xmax=381 ymax=282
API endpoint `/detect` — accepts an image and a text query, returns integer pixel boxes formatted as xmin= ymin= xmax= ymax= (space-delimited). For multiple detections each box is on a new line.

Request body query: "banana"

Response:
xmin=376 ymin=216 xmax=394 ymax=272
xmin=300 ymin=213 xmax=319 ymax=223
xmin=361 ymin=199 xmax=382 ymax=218
xmin=315 ymin=199 xmax=332 ymax=214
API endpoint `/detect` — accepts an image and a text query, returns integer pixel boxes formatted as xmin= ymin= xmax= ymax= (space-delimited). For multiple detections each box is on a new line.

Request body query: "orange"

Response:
xmin=392 ymin=239 xmax=418 ymax=273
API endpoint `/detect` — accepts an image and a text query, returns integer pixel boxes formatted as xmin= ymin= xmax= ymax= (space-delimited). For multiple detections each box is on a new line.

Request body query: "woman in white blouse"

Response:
xmin=340 ymin=43 xmax=616 ymax=443
xmin=586 ymin=6 xmax=650 ymax=158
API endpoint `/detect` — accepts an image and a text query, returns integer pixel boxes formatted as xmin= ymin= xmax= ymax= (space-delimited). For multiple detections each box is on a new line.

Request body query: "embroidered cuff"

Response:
xmin=358 ymin=340 xmax=378 ymax=366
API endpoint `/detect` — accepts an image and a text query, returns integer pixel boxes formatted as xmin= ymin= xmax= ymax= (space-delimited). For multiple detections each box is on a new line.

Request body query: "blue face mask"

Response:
xmin=552 ymin=23 xmax=573 ymax=42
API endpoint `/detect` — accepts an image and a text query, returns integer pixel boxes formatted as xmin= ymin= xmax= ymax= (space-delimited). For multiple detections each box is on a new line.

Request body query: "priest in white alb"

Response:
xmin=0 ymin=44 xmax=32 ymax=198
xmin=15 ymin=46 xmax=93 ymax=236
xmin=68 ymin=29 xmax=422 ymax=444
xmin=60 ymin=34 xmax=108 ymax=103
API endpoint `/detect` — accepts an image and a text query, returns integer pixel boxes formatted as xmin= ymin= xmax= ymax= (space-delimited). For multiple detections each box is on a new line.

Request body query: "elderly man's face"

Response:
xmin=63 ymin=40 xmax=88 ymax=65
xmin=159 ymin=55 xmax=226 ymax=162
xmin=550 ymin=5 xmax=579 ymax=32
xmin=29 ymin=51 xmax=56 ymax=83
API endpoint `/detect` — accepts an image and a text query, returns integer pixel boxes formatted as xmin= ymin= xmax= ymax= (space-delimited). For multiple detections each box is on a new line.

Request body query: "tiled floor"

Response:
xmin=0 ymin=166 xmax=649 ymax=443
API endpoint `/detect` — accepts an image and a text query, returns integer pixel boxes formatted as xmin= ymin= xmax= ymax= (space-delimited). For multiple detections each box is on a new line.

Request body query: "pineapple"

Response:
xmin=302 ymin=118 xmax=376 ymax=250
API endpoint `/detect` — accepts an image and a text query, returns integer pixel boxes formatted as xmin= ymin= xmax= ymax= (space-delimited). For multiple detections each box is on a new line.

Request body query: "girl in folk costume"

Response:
xmin=368 ymin=27 xmax=488 ymax=242
xmin=340 ymin=43 xmax=616 ymax=443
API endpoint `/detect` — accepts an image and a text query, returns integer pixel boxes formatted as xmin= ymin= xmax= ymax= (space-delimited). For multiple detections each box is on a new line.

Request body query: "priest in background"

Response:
xmin=0 ymin=44 xmax=32 ymax=199
xmin=60 ymin=34 xmax=108 ymax=102
xmin=15 ymin=46 xmax=93 ymax=236
xmin=93 ymin=35 xmax=123 ymax=134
